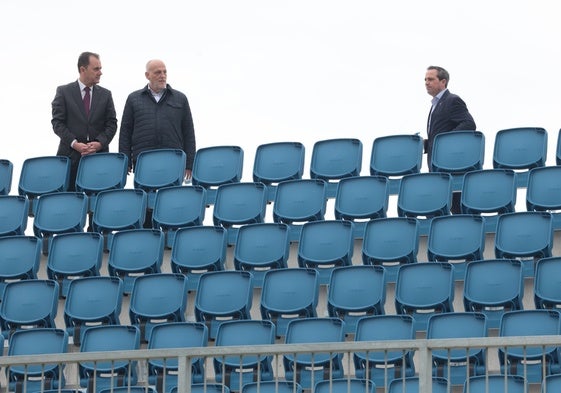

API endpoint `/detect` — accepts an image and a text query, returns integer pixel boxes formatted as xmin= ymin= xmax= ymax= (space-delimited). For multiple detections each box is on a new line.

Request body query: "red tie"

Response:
xmin=83 ymin=86 xmax=91 ymax=117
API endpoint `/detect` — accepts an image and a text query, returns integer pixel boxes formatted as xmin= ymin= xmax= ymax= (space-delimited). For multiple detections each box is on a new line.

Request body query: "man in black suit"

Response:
xmin=424 ymin=65 xmax=476 ymax=213
xmin=51 ymin=51 xmax=118 ymax=191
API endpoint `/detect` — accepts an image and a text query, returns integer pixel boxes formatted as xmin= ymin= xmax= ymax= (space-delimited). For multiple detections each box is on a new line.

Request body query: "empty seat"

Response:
xmin=107 ymin=229 xmax=165 ymax=294
xmin=334 ymin=175 xmax=389 ymax=237
xmin=252 ymin=141 xmax=305 ymax=201
xmin=192 ymin=145 xmax=244 ymax=204
xmin=0 ymin=279 xmax=59 ymax=337
xmin=542 ymin=374 xmax=561 ymax=393
xmin=314 ymin=379 xmax=376 ymax=393
xmin=327 ymin=265 xmax=386 ymax=335
xmin=388 ymin=377 xmax=449 ymax=393
xmin=430 ymin=130 xmax=485 ymax=188
xmin=91 ymin=188 xmax=148 ymax=250
xmin=18 ymin=155 xmax=71 ymax=214
xmin=463 ymin=259 xmax=524 ymax=330
xmin=0 ymin=195 xmax=29 ymax=236
xmin=75 ymin=152 xmax=128 ymax=211
xmin=426 ymin=312 xmax=487 ymax=385
xmin=151 ymin=185 xmax=207 ymax=247
xmin=32 ymin=191 xmax=88 ymax=255
xmin=310 ymin=138 xmax=363 ymax=197
xmin=494 ymin=211 xmax=553 ymax=277
xmin=133 ymin=148 xmax=187 ymax=209
xmin=297 ymin=220 xmax=354 ymax=284
xmin=170 ymin=226 xmax=227 ymax=292
xmin=64 ymin=276 xmax=123 ymax=346
xmin=260 ymin=268 xmax=319 ymax=337
xmin=493 ymin=126 xmax=547 ymax=187
xmin=194 ymin=270 xmax=253 ymax=340
xmin=361 ymin=217 xmax=419 ymax=282
xmin=460 ymin=169 xmax=517 ymax=232
xmin=526 ymin=166 xmax=561 ymax=229
xmin=214 ymin=320 xmax=276 ymax=391
xmin=79 ymin=325 xmax=141 ymax=393
xmin=0 ymin=158 xmax=13 ymax=195
xmin=129 ymin=273 xmax=188 ymax=342
xmin=273 ymin=179 xmax=328 ymax=241
xmin=233 ymin=222 xmax=290 ymax=287
xmin=395 ymin=262 xmax=455 ymax=333
xmin=98 ymin=388 xmax=156 ymax=393
xmin=0 ymin=235 xmax=40 ymax=295
xmin=397 ymin=172 xmax=452 ymax=234
xmin=47 ymin=232 xmax=104 ymax=297
xmin=427 ymin=214 xmax=486 ymax=280
xmin=498 ymin=310 xmax=561 ymax=383
xmin=147 ymin=322 xmax=208 ymax=390
xmin=353 ymin=315 xmax=416 ymax=388
xmin=283 ymin=318 xmax=345 ymax=389
xmin=370 ymin=134 xmax=424 ymax=194
xmin=212 ymin=182 xmax=268 ymax=244
xmin=7 ymin=328 xmax=69 ymax=393
xmin=534 ymin=257 xmax=561 ymax=309
xmin=177 ymin=384 xmax=230 ymax=393
xmin=463 ymin=374 xmax=526 ymax=393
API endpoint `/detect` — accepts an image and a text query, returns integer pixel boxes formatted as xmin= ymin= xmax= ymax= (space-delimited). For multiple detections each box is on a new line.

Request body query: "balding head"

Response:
xmin=145 ymin=59 xmax=167 ymax=93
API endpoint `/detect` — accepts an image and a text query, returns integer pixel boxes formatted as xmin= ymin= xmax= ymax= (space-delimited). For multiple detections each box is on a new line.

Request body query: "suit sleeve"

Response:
xmin=181 ymin=96 xmax=196 ymax=170
xmin=119 ymin=95 xmax=134 ymax=164
xmin=51 ymin=86 xmax=76 ymax=148
xmin=95 ymin=91 xmax=118 ymax=148
xmin=449 ymin=96 xmax=476 ymax=131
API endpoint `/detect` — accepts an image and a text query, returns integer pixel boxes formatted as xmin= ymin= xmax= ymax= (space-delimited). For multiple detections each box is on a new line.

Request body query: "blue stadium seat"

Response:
xmin=0 ymin=235 xmax=40 ymax=296
xmin=526 ymin=166 xmax=561 ymax=229
xmin=0 ymin=195 xmax=29 ymax=237
xmin=0 ymin=158 xmax=13 ymax=195
xmin=534 ymin=257 xmax=561 ymax=309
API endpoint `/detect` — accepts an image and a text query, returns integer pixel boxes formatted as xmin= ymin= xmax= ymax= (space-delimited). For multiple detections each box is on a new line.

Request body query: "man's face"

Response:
xmin=146 ymin=61 xmax=167 ymax=92
xmin=81 ymin=56 xmax=102 ymax=86
xmin=425 ymin=69 xmax=446 ymax=97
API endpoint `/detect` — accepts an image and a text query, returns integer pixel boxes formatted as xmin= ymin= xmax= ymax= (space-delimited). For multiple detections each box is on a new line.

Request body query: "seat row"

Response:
xmin=4 ymin=309 xmax=561 ymax=392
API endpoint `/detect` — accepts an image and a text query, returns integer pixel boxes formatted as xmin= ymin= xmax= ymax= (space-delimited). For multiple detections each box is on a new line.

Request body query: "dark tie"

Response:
xmin=83 ymin=86 xmax=91 ymax=117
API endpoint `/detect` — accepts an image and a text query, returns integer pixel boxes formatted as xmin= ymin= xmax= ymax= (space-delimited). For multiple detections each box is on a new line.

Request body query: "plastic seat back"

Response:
xmin=534 ymin=257 xmax=561 ymax=309
xmin=243 ymin=381 xmax=302 ymax=393
xmin=171 ymin=226 xmax=227 ymax=291
xmin=0 ymin=236 xmax=40 ymax=295
xmin=526 ymin=166 xmax=561 ymax=214
xmin=0 ymin=279 xmax=59 ymax=336
xmin=214 ymin=320 xmax=276 ymax=391
xmin=493 ymin=127 xmax=547 ymax=170
xmin=297 ymin=220 xmax=354 ymax=284
xmin=0 ymin=158 xmax=13 ymax=195
xmin=498 ymin=310 xmax=561 ymax=383
xmin=389 ymin=377 xmax=450 ymax=393
xmin=327 ymin=265 xmax=386 ymax=335
xmin=395 ymin=262 xmax=455 ymax=333
xmin=213 ymin=182 xmax=268 ymax=227
xmin=427 ymin=214 xmax=486 ymax=280
xmin=463 ymin=259 xmax=524 ymax=330
xmin=334 ymin=175 xmax=389 ymax=223
xmin=362 ymin=217 xmax=419 ymax=282
xmin=129 ymin=273 xmax=188 ymax=341
xmin=7 ymin=328 xmax=69 ymax=392
xmin=253 ymin=141 xmax=305 ymax=201
xmin=0 ymin=195 xmax=29 ymax=236
xmin=397 ymin=172 xmax=452 ymax=218
xmin=64 ymin=276 xmax=123 ymax=345
xmin=152 ymin=185 xmax=206 ymax=247
xmin=427 ymin=312 xmax=487 ymax=384
xmin=495 ymin=211 xmax=553 ymax=277
xmin=354 ymin=315 xmax=416 ymax=388
xmin=92 ymin=188 xmax=147 ymax=234
xmin=108 ymin=229 xmax=165 ymax=294
xmin=18 ymin=155 xmax=70 ymax=199
xmin=461 ymin=169 xmax=517 ymax=215
xmin=463 ymin=375 xmax=526 ymax=393
xmin=283 ymin=318 xmax=345 ymax=389
xmin=260 ymin=268 xmax=319 ymax=337
xmin=370 ymin=134 xmax=424 ymax=176
xmin=430 ymin=130 xmax=485 ymax=173
xmin=273 ymin=179 xmax=327 ymax=224
xmin=79 ymin=325 xmax=141 ymax=392
xmin=147 ymin=322 xmax=208 ymax=387
xmin=233 ymin=222 xmax=290 ymax=287
xmin=47 ymin=232 xmax=104 ymax=297
xmin=194 ymin=270 xmax=253 ymax=339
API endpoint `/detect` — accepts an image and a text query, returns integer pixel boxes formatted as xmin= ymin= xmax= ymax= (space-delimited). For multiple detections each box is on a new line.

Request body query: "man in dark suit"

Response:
xmin=424 ymin=65 xmax=476 ymax=213
xmin=51 ymin=51 xmax=118 ymax=191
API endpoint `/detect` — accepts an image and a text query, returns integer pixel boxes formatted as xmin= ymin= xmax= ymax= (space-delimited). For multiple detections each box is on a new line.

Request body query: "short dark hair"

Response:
xmin=77 ymin=51 xmax=100 ymax=71
xmin=427 ymin=65 xmax=449 ymax=87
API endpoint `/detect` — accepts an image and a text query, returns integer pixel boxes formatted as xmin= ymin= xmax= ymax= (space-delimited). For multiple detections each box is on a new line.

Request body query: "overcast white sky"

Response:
xmin=1 ymin=0 xmax=560 ymax=186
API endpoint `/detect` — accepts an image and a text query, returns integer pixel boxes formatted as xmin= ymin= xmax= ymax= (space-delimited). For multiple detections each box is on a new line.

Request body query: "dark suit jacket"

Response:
xmin=51 ymin=81 xmax=118 ymax=188
xmin=426 ymin=89 xmax=476 ymax=167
